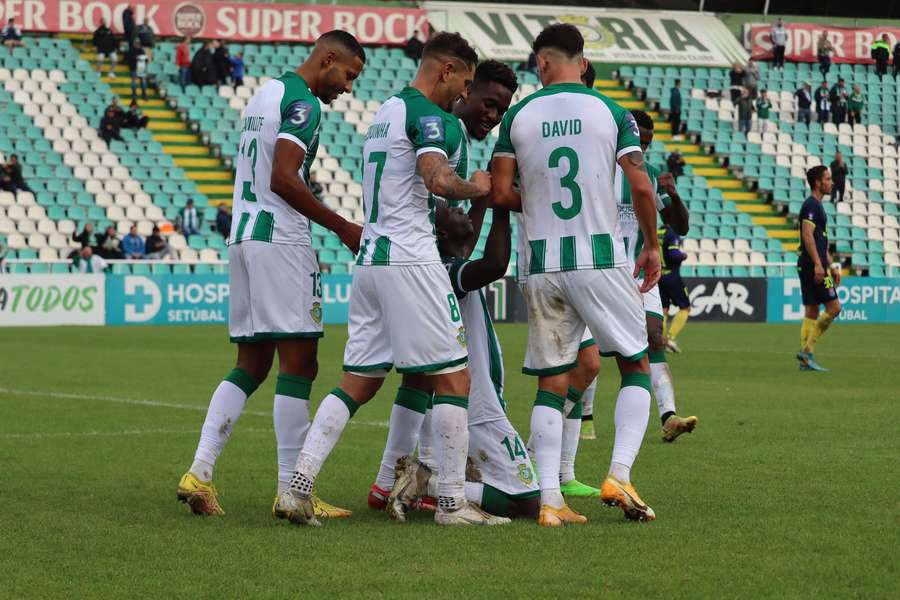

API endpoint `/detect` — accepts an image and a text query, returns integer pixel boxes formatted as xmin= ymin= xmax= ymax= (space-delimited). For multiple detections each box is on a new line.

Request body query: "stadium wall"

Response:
xmin=3 ymin=274 xmax=899 ymax=326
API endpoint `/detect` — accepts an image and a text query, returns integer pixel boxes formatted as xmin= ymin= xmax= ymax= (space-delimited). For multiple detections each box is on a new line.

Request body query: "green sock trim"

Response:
xmin=330 ymin=387 xmax=359 ymax=417
xmin=566 ymin=401 xmax=583 ymax=420
xmin=620 ymin=373 xmax=651 ymax=393
xmin=433 ymin=394 xmax=468 ymax=409
xmin=275 ymin=374 xmax=312 ymax=399
xmin=534 ymin=390 xmax=566 ymax=412
xmin=566 ymin=385 xmax=584 ymax=403
xmin=393 ymin=386 xmax=430 ymax=414
xmin=223 ymin=368 xmax=259 ymax=396
xmin=649 ymin=350 xmax=667 ymax=364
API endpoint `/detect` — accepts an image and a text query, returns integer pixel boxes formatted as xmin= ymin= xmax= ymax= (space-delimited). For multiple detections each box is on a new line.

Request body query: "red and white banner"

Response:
xmin=747 ymin=23 xmax=899 ymax=64
xmin=0 ymin=0 xmax=427 ymax=44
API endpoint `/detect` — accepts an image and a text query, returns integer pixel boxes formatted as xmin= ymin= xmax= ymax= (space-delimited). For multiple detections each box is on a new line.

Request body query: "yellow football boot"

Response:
xmin=600 ymin=476 xmax=655 ymax=521
xmin=177 ymin=472 xmax=224 ymax=516
xmin=662 ymin=415 xmax=698 ymax=442
xmin=272 ymin=494 xmax=352 ymax=519
xmin=537 ymin=504 xmax=588 ymax=527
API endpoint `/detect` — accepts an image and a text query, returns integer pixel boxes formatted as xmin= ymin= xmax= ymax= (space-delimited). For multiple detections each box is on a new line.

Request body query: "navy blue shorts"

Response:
xmin=798 ymin=265 xmax=838 ymax=306
xmin=659 ymin=275 xmax=690 ymax=309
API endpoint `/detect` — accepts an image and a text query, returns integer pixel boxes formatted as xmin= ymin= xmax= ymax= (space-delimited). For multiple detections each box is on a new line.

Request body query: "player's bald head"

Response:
xmin=314 ymin=30 xmax=366 ymax=63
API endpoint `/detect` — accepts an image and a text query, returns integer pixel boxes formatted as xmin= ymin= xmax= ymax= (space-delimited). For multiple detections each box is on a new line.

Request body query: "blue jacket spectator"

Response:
xmin=122 ymin=226 xmax=145 ymax=258
xmin=229 ymin=53 xmax=244 ymax=87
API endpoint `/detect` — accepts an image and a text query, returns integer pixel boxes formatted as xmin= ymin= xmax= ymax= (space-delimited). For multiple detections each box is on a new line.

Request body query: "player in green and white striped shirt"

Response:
xmin=492 ymin=24 xmax=661 ymax=525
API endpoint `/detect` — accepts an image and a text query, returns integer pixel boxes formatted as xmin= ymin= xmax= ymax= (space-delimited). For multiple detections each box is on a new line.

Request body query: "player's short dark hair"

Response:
xmin=631 ymin=109 xmax=654 ymax=131
xmin=807 ymin=165 xmax=828 ymax=189
xmin=473 ymin=59 xmax=517 ymax=94
xmin=532 ymin=23 xmax=583 ymax=57
xmin=423 ymin=32 xmax=478 ymax=68
xmin=581 ymin=61 xmax=596 ymax=88
xmin=319 ymin=30 xmax=366 ymax=63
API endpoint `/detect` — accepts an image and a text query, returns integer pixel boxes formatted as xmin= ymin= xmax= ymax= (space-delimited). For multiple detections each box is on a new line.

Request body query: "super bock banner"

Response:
xmin=423 ymin=2 xmax=747 ymax=66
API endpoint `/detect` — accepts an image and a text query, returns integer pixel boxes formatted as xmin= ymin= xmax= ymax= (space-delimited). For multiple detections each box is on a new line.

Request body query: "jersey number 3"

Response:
xmin=548 ymin=146 xmax=582 ymax=220
xmin=240 ymin=137 xmax=258 ymax=202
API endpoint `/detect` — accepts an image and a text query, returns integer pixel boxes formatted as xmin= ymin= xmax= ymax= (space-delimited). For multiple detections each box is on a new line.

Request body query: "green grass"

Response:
xmin=0 ymin=323 xmax=897 ymax=599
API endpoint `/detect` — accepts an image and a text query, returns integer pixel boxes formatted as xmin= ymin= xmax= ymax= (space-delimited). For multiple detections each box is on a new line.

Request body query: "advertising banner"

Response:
xmin=424 ymin=2 xmax=747 ymax=66
xmin=0 ymin=274 xmax=105 ymax=326
xmin=683 ymin=277 xmax=767 ymax=322
xmin=747 ymin=23 xmax=900 ymax=64
xmin=1 ymin=0 xmax=427 ymax=44
xmin=105 ymin=273 xmax=351 ymax=326
xmin=767 ymin=277 xmax=900 ymax=323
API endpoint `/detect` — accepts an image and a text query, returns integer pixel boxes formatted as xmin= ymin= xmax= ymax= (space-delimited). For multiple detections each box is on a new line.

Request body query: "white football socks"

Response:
xmin=608 ymin=374 xmax=651 ymax=484
xmin=417 ymin=408 xmax=435 ymax=470
xmin=581 ymin=377 xmax=597 ymax=418
xmin=374 ymin=386 xmax=430 ymax=490
xmin=649 ymin=361 xmax=677 ymax=418
xmin=432 ymin=398 xmax=468 ymax=511
xmin=273 ymin=374 xmax=313 ymax=495
xmin=531 ymin=391 xmax=565 ymax=508
xmin=559 ymin=388 xmax=583 ymax=485
xmin=464 ymin=481 xmax=484 ymax=505
xmin=190 ymin=369 xmax=258 ymax=481
xmin=289 ymin=390 xmax=356 ymax=497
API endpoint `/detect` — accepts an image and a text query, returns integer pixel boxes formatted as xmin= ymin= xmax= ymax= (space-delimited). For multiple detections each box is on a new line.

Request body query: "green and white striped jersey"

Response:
xmin=616 ymin=162 xmax=671 ymax=270
xmin=230 ymin=72 xmax=321 ymax=246
xmin=357 ymin=87 xmax=466 ymax=266
xmin=493 ymin=83 xmax=641 ymax=275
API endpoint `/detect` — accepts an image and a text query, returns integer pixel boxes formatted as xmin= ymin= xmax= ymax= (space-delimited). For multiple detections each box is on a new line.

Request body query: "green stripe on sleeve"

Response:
xmin=528 ymin=239 xmax=546 ymax=274
xmin=560 ymin=236 xmax=577 ymax=271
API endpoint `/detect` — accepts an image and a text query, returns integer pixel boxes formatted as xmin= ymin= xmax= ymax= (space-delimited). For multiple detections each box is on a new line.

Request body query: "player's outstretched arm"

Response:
xmin=462 ymin=193 xmax=490 ymax=258
xmin=620 ymin=150 xmax=661 ymax=291
xmin=270 ymin=139 xmax=362 ymax=253
xmin=489 ymin=156 xmax=521 ymax=211
xmin=459 ymin=208 xmax=511 ymax=292
xmin=658 ymin=172 xmax=689 ymax=235
xmin=800 ymin=219 xmax=824 ymax=283
xmin=418 ymin=152 xmax=491 ymax=201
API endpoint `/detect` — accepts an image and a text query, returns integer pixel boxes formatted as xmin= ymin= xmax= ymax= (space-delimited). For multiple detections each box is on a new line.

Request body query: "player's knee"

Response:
xmin=432 ymin=368 xmax=470 ymax=397
xmin=401 ymin=372 xmax=433 ymax=393
xmin=617 ymin=355 xmax=649 ymax=375
xmin=575 ymin=347 xmax=600 ymax=382
xmin=646 ymin=320 xmax=666 ymax=351
xmin=338 ymin=372 xmax=383 ymax=405
xmin=827 ymin=301 xmax=842 ymax=318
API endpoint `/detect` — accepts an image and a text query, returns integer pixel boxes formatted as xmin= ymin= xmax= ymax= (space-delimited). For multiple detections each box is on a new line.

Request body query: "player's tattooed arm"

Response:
xmin=619 ymin=149 xmax=661 ymax=291
xmin=489 ymin=156 xmax=521 ymax=211
xmin=418 ymin=152 xmax=491 ymax=200
xmin=461 ymin=207 xmax=511 ymax=291
xmin=271 ymin=139 xmax=362 ymax=253
xmin=658 ymin=172 xmax=689 ymax=235
xmin=623 ymin=150 xmax=646 ymax=170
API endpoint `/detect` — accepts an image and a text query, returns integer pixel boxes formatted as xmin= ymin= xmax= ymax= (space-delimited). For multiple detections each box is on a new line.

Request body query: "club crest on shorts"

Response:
xmin=456 ymin=326 xmax=467 ymax=348
xmin=309 ymin=301 xmax=323 ymax=325
xmin=517 ymin=463 xmax=534 ymax=485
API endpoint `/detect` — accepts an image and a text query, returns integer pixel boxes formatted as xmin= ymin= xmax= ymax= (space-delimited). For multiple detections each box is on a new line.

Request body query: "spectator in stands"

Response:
xmin=736 ymin=88 xmax=753 ymax=135
xmin=73 ymin=246 xmax=108 ymax=273
xmin=814 ymin=80 xmax=831 ymax=124
xmin=829 ymin=78 xmax=848 ymax=125
xmin=728 ymin=62 xmax=744 ymax=103
xmin=213 ymin=40 xmax=231 ymax=86
xmin=126 ymin=40 xmax=149 ymax=101
xmin=179 ymin=198 xmax=202 ymax=238
xmin=123 ymin=100 xmax=149 ymax=129
xmin=830 ymin=152 xmax=848 ymax=202
xmin=669 ymin=79 xmax=682 ymax=139
xmin=2 ymin=18 xmax=23 ymax=53
xmin=99 ymin=108 xmax=123 ymax=143
xmin=847 ymin=84 xmax=864 ymax=126
xmin=93 ymin=19 xmax=117 ymax=77
xmin=795 ymin=82 xmax=812 ymax=125
xmin=122 ymin=5 xmax=136 ymax=50
xmin=215 ymin=203 xmax=231 ymax=238
xmin=105 ymin=97 xmax=126 ymax=126
xmin=136 ymin=17 xmax=155 ymax=60
xmin=817 ymin=33 xmax=834 ymax=77
xmin=98 ymin=225 xmax=124 ymax=259
xmin=122 ymin=225 xmax=145 ymax=259
xmin=145 ymin=226 xmax=172 ymax=259
xmin=176 ymin=36 xmax=191 ymax=91
xmin=666 ymin=150 xmax=685 ymax=181
xmin=403 ymin=30 xmax=425 ymax=63
xmin=755 ymin=89 xmax=772 ymax=132
xmin=770 ymin=18 xmax=787 ymax=71
xmin=309 ymin=171 xmax=324 ymax=198
xmin=871 ymin=34 xmax=891 ymax=80
xmin=893 ymin=41 xmax=900 ymax=79
xmin=1 ymin=154 xmax=31 ymax=194
xmin=191 ymin=41 xmax=217 ymax=87
xmin=744 ymin=58 xmax=760 ymax=99
xmin=73 ymin=223 xmax=99 ymax=250
xmin=230 ymin=52 xmax=245 ymax=88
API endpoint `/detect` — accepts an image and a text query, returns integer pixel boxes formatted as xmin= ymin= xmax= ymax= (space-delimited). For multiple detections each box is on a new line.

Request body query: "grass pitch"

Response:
xmin=0 ymin=323 xmax=897 ymax=599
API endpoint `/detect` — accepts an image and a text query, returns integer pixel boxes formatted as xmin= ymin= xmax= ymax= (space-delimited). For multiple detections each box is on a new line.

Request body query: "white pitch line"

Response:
xmin=0 ymin=387 xmax=388 ymax=428
xmin=3 ymin=427 xmax=261 ymax=439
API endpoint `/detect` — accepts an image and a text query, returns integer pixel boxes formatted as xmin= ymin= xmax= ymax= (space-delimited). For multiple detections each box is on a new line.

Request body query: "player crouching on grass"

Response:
xmin=387 ymin=201 xmax=540 ymax=521
xmin=797 ymin=165 xmax=841 ymax=371
xmin=176 ymin=31 xmax=365 ymax=519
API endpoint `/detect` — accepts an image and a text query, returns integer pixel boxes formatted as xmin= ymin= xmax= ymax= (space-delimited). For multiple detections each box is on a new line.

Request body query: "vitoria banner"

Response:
xmin=746 ymin=23 xmax=900 ymax=65
xmin=423 ymin=2 xmax=747 ymax=66
xmin=0 ymin=0 xmax=427 ymax=44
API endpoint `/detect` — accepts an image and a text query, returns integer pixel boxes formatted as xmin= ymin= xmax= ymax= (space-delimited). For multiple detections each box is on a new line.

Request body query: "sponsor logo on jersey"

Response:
xmin=517 ymin=463 xmax=534 ymax=485
xmin=419 ymin=116 xmax=445 ymax=142
xmin=624 ymin=112 xmax=640 ymax=138
xmin=309 ymin=301 xmax=323 ymax=325
xmin=287 ymin=100 xmax=313 ymax=128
